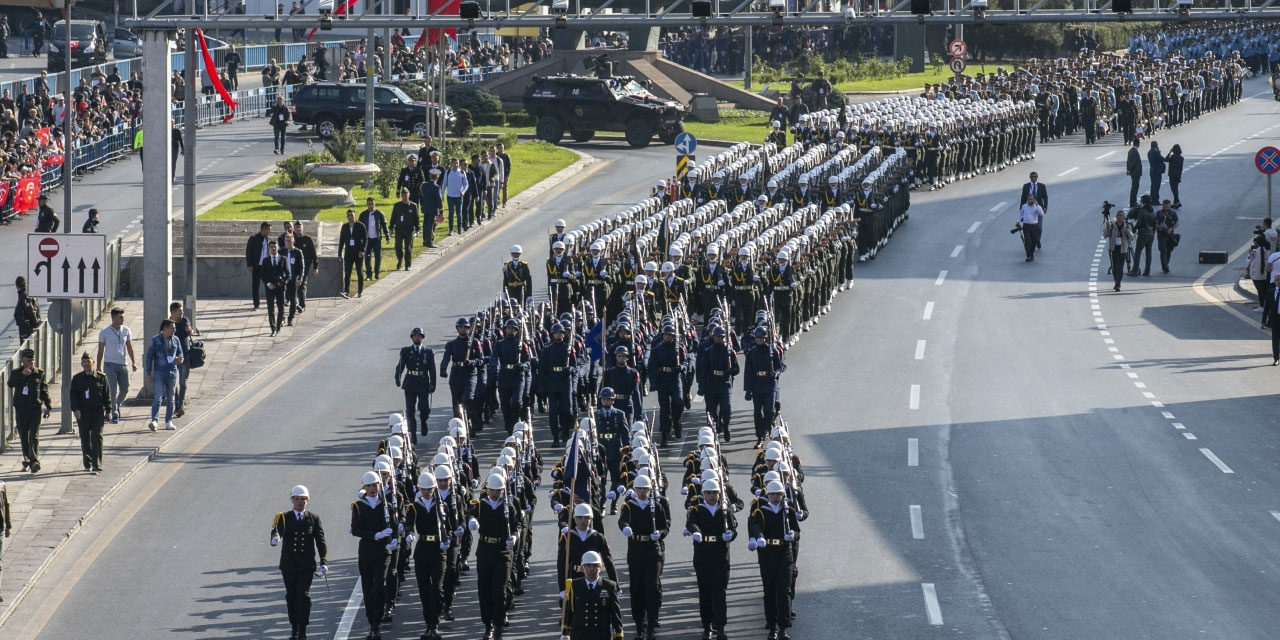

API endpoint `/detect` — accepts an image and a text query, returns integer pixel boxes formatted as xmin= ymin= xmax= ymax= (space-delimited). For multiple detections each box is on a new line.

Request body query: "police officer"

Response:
xmin=748 ymin=480 xmax=801 ymax=640
xmin=685 ymin=478 xmax=737 ymax=640
xmin=395 ymin=327 xmax=437 ymax=444
xmin=271 ymin=485 xmax=328 ymax=640
xmin=493 ymin=319 xmax=532 ymax=434
xmin=602 ymin=346 xmax=643 ymax=424
xmin=405 ymin=471 xmax=452 ymax=640
xmin=69 ymin=352 xmax=110 ymax=472
xmin=696 ymin=326 xmax=739 ymax=442
xmin=9 ymin=348 xmax=52 ymax=473
xmin=351 ymin=471 xmax=398 ymax=640
xmin=441 ymin=317 xmax=484 ymax=433
xmin=649 ymin=324 xmax=685 ymax=446
xmin=744 ymin=327 xmax=786 ymax=448
xmin=560 ymin=550 xmax=625 ymax=640
xmin=617 ymin=474 xmax=668 ymax=640
xmin=467 ymin=473 xmax=522 ymax=640
xmin=503 ymin=245 xmax=532 ymax=303
xmin=542 ymin=323 xmax=577 ymax=446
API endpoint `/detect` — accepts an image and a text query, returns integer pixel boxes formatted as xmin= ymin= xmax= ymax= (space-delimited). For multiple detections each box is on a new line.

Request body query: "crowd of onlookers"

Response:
xmin=659 ymin=25 xmax=893 ymax=74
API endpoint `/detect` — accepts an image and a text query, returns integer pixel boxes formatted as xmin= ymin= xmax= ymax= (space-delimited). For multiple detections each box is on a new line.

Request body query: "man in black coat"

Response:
xmin=1126 ymin=139 xmax=1143 ymax=208
xmin=560 ymin=550 xmax=625 ymax=640
xmin=272 ymin=485 xmax=328 ymax=640
xmin=34 ymin=194 xmax=58 ymax=232
xmin=260 ymin=240 xmax=290 ymax=336
xmin=246 ymin=221 xmax=274 ymax=309
xmin=292 ymin=222 xmax=319 ymax=311
xmin=390 ymin=188 xmax=420 ymax=271
xmin=360 ymin=197 xmax=390 ymax=280
xmin=281 ymin=234 xmax=306 ymax=326
xmin=338 ymin=210 xmax=368 ymax=298
xmin=395 ymin=326 xmax=437 ymax=444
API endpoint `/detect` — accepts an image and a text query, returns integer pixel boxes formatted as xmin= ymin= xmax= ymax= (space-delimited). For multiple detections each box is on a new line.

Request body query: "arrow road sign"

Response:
xmin=949 ymin=39 xmax=967 ymax=58
xmin=1256 ymin=146 xmax=1280 ymax=175
xmin=27 ymin=234 xmax=107 ymax=299
xmin=950 ymin=57 xmax=967 ymax=75
xmin=674 ymin=132 xmax=697 ymax=155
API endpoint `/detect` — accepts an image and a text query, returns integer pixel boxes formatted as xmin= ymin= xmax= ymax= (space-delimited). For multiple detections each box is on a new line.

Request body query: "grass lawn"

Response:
xmin=201 ymin=141 xmax=577 ymax=265
xmin=728 ymin=63 xmax=991 ymax=93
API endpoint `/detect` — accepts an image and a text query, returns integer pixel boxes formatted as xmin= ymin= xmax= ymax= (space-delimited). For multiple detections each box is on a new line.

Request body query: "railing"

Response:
xmin=1 ymin=237 xmax=122 ymax=450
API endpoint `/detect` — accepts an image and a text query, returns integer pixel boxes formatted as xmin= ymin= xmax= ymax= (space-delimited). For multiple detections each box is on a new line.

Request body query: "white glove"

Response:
xmin=747 ymin=538 xmax=758 ymax=551
xmin=406 ymin=534 xmax=415 ymax=545
xmin=454 ymin=525 xmax=465 ymax=536
xmin=386 ymin=538 xmax=399 ymax=552
xmin=375 ymin=527 xmax=393 ymax=541
xmin=722 ymin=530 xmax=734 ymax=542
xmin=440 ymin=540 xmax=452 ymax=550
xmin=650 ymin=530 xmax=662 ymax=541
xmin=796 ymin=509 xmax=806 ymax=520
xmin=607 ymin=490 xmax=617 ymax=500
xmin=692 ymin=532 xmax=703 ymax=543
xmin=680 ymin=486 xmax=688 ymax=495
xmin=553 ymin=503 xmax=564 ymax=512
xmin=559 ymin=591 xmax=565 ymax=600
xmin=561 ymin=635 xmax=571 ymax=640
xmin=270 ymin=535 xmax=279 ymax=546
xmin=397 ymin=523 xmax=405 ymax=534
xmin=753 ymin=489 xmax=762 ymax=497
xmin=682 ymin=528 xmax=691 ymax=537
xmin=560 ymin=526 xmax=569 ymax=535
xmin=467 ymin=518 xmax=479 ymax=531
xmin=318 ymin=565 xmax=328 ymax=576
xmin=717 ymin=280 xmax=725 ymax=286
xmin=752 ymin=274 xmax=760 ymax=282
xmin=790 ymin=282 xmax=799 ymax=289
xmin=784 ymin=531 xmax=795 ymax=542
xmin=622 ymin=526 xmax=634 ymax=537
xmin=755 ymin=536 xmax=766 ymax=548
xmin=562 ymin=272 xmax=570 ymax=278
xmin=506 ymin=535 xmax=516 ymax=548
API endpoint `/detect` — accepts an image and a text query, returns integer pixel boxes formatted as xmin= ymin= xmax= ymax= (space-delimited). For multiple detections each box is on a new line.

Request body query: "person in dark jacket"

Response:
xmin=338 ymin=210 xmax=368 ymax=298
xmin=1165 ymin=143 xmax=1184 ymax=208
xmin=260 ymin=240 xmax=289 ymax=336
xmin=420 ymin=168 xmax=444 ymax=248
xmin=34 ymin=194 xmax=58 ymax=232
xmin=389 ymin=188 xmax=420 ymax=271
xmin=1147 ymin=141 xmax=1166 ymax=204
xmin=271 ymin=485 xmax=328 ymax=640
xmin=398 ymin=155 xmax=425 ymax=206
xmin=267 ymin=95 xmax=291 ymax=154
xmin=292 ymin=222 xmax=319 ymax=311
xmin=246 ymin=221 xmax=273 ymax=309
xmin=81 ymin=207 xmax=100 ymax=233
xmin=13 ymin=276 xmax=40 ymax=341
xmin=1125 ymin=140 xmax=1143 ymax=208
xmin=69 ymin=352 xmax=110 ymax=472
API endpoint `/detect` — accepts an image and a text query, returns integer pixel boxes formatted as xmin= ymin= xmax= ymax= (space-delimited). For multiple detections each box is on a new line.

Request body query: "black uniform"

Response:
xmin=292 ymin=232 xmax=318 ymax=311
xmin=744 ymin=342 xmax=786 ymax=441
xmin=440 ymin=333 xmax=484 ymax=430
xmin=389 ymin=200 xmax=420 ymax=269
xmin=350 ymin=494 xmax=397 ymax=633
xmin=748 ymin=502 xmax=801 ymax=633
xmin=8 ymin=364 xmax=51 ymax=469
xmin=561 ymin=575 xmax=625 ymax=640
xmin=503 ymin=260 xmax=533 ymax=304
xmin=493 ymin=336 xmax=531 ymax=433
xmin=617 ymin=495 xmax=669 ymax=635
xmin=337 ymin=221 xmax=368 ymax=297
xmin=69 ymin=367 xmax=110 ymax=470
xmin=467 ymin=495 xmax=522 ymax=633
xmin=649 ymin=337 xmax=685 ymax=441
xmin=405 ymin=493 xmax=453 ymax=631
xmin=685 ymin=501 xmax=738 ymax=634
xmin=696 ymin=340 xmax=739 ymax=438
xmin=395 ymin=343 xmax=437 ymax=442
xmin=557 ymin=526 xmax=618 ymax=589
xmin=259 ymin=252 xmax=290 ymax=333
xmin=272 ymin=509 xmax=328 ymax=637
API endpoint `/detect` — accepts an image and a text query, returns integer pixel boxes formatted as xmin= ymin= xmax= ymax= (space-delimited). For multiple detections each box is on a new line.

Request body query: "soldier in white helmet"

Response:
xmin=466 ymin=473 xmax=522 ymax=640
xmin=557 ymin=503 xmax=617 ymax=598
xmin=549 ymin=218 xmax=569 ymax=250
xmin=351 ymin=471 xmax=397 ymax=639
xmin=617 ymin=473 xmax=669 ymax=640
xmin=270 ymin=484 xmax=327 ymax=640
xmin=747 ymin=480 xmax=801 ymax=640
xmin=503 ymin=245 xmax=532 ymax=303
xmin=434 ymin=463 xmax=468 ymax=621
xmin=547 ymin=239 xmax=578 ymax=313
xmin=405 ymin=471 xmax=451 ymax=639
xmin=685 ymin=478 xmax=738 ymax=640
xmin=559 ymin=550 xmax=625 ymax=640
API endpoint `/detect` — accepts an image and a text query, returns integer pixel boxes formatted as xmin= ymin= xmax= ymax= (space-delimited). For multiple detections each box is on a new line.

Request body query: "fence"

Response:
xmin=1 ymin=237 xmax=122 ymax=451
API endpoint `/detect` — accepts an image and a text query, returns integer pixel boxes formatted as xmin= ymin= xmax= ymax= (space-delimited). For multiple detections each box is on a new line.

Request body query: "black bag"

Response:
xmin=1170 ymin=233 xmax=1181 ymax=249
xmin=186 ymin=340 xmax=206 ymax=369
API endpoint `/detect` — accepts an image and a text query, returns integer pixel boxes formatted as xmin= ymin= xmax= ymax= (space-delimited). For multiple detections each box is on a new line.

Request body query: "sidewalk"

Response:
xmin=0 ymin=150 xmax=598 ymax=623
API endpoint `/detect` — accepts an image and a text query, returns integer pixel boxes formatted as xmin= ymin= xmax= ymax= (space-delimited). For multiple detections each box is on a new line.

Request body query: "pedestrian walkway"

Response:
xmin=0 ymin=150 xmax=596 ymax=622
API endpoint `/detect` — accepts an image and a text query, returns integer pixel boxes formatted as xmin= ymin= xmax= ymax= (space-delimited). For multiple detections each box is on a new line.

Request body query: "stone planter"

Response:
xmin=306 ymin=162 xmax=381 ymax=206
xmin=262 ymin=186 xmax=349 ymax=220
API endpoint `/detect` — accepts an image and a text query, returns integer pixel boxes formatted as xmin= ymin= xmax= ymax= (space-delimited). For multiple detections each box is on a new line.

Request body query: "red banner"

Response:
xmin=42 ymin=153 xmax=64 ymax=167
xmin=14 ymin=172 xmax=40 ymax=212
xmin=194 ymin=29 xmax=238 ymax=123
xmin=306 ymin=0 xmax=359 ymax=41
xmin=0 ymin=182 xmax=12 ymax=208
xmin=426 ymin=0 xmax=460 ymax=47
xmin=36 ymin=127 xmax=51 ymax=146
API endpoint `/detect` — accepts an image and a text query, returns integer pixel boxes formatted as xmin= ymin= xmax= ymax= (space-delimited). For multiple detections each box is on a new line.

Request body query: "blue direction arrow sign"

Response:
xmin=1257 ymin=146 xmax=1280 ymax=175
xmin=674 ymin=132 xmax=697 ymax=155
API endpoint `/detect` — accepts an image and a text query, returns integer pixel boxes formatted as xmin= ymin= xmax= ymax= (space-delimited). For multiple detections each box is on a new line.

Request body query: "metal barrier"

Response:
xmin=1 ymin=237 xmax=121 ymax=450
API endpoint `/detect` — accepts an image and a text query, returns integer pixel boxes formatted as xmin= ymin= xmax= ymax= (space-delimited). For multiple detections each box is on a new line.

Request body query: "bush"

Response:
xmin=506 ymin=111 xmax=536 ymax=127
xmin=373 ymin=142 xmax=408 ymax=199
xmin=452 ymin=108 xmax=474 ymax=137
xmin=323 ymin=122 xmax=363 ymax=163
xmin=446 ymin=83 xmax=502 ymax=116
xmin=275 ymin=148 xmax=331 ymax=187
xmin=474 ymin=111 xmax=506 ymax=126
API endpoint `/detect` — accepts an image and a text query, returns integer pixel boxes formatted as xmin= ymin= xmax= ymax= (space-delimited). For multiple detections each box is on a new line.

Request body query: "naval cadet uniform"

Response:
xmin=273 ymin=509 xmax=328 ymax=639
xmin=561 ymin=575 xmax=625 ymax=640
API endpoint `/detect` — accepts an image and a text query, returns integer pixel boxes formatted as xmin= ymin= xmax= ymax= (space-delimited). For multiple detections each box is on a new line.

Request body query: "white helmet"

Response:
xmin=573 ymin=503 xmax=593 ymax=518
xmin=291 ymin=485 xmax=310 ymax=498
xmin=580 ymin=417 xmax=595 ymax=431
xmin=434 ymin=464 xmax=454 ymax=479
xmin=701 ymin=478 xmax=721 ymax=492
xmin=362 ymin=471 xmax=381 ymax=485
xmin=418 ymin=472 xmax=437 ymax=489
xmin=643 ymin=261 xmax=658 ymax=272
xmin=766 ymin=480 xmax=786 ymax=494
xmin=582 ymin=550 xmax=604 ymax=565
xmin=554 ymin=219 xmax=567 ymax=228
xmin=777 ymin=250 xmax=790 ymax=261
xmin=388 ymin=412 xmax=406 ymax=428
xmin=631 ymin=421 xmax=648 ymax=434
xmin=661 ymin=261 xmax=675 ymax=273
xmin=510 ymin=244 xmax=523 ymax=254
xmin=388 ymin=435 xmax=404 ymax=450
xmin=633 ymin=475 xmax=652 ymax=489
xmin=552 ymin=240 xmax=566 ymax=250
xmin=486 ymin=474 xmax=506 ymax=490
xmin=635 ymin=275 xmax=648 ymax=285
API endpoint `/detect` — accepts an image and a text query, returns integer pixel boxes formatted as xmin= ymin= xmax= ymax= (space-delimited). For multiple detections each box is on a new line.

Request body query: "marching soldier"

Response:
xmin=649 ymin=324 xmax=685 ymax=446
xmin=406 ymin=471 xmax=453 ymax=640
xmin=617 ymin=474 xmax=669 ymax=640
xmin=492 ymin=319 xmax=532 ymax=434
xmin=729 ymin=248 xmax=758 ymax=336
xmin=9 ymin=348 xmax=52 ymax=473
xmin=69 ymin=351 xmax=110 ymax=472
xmin=441 ymin=317 xmax=484 ymax=434
xmin=602 ymin=346 xmax=643 ymax=424
xmin=686 ymin=478 xmax=738 ymax=640
xmin=581 ymin=242 xmax=613 ymax=314
xmin=466 ymin=473 xmax=522 ymax=640
xmin=557 ymin=503 xmax=618 ymax=596
xmin=744 ymin=327 xmax=786 ymax=448
xmin=549 ymin=219 xmax=570 ymax=250
xmin=548 ymin=241 xmax=579 ymax=313
xmin=595 ymin=391 xmax=630 ymax=514
xmin=542 ymin=323 xmax=577 ymax=446
xmin=696 ymin=326 xmax=739 ymax=442
xmin=748 ymin=481 xmax=801 ymax=640
xmin=559 ymin=551 xmax=625 ymax=640
xmin=503 ymin=245 xmax=532 ymax=304
xmin=766 ymin=251 xmax=800 ymax=344
xmin=395 ymin=327 xmax=437 ymax=444
xmin=434 ymin=463 xmax=467 ymax=622
xmin=352 ymin=471 xmax=398 ymax=640
xmin=271 ymin=485 xmax=328 ymax=640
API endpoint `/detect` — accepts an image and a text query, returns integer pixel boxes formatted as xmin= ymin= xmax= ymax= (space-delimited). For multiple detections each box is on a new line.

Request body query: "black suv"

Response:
xmin=523 ymin=75 xmax=687 ymax=148
xmin=47 ymin=20 xmax=109 ymax=72
xmin=290 ymin=82 xmax=454 ymax=139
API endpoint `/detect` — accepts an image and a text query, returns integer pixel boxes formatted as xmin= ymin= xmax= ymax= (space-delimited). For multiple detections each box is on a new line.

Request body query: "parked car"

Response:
xmin=46 ymin=19 xmax=109 ymax=72
xmin=110 ymin=27 xmax=141 ymax=59
xmin=290 ymin=82 xmax=454 ymax=139
xmin=523 ymin=74 xmax=687 ymax=148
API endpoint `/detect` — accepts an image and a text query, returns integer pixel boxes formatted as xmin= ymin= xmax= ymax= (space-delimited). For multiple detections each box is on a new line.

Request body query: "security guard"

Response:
xmin=395 ymin=327 xmax=438 ymax=444
xmin=560 ymin=550 xmax=625 ymax=640
xmin=542 ymin=323 xmax=577 ymax=446
xmin=557 ymin=503 xmax=618 ymax=596
xmin=748 ymin=480 xmax=801 ymax=640
xmin=69 ymin=352 xmax=110 ymax=472
xmin=503 ymin=245 xmax=533 ymax=304
xmin=9 ymin=348 xmax=52 ymax=473
xmin=351 ymin=471 xmax=397 ymax=640
xmin=492 ymin=319 xmax=531 ymax=434
xmin=744 ymin=327 xmax=786 ymax=448
xmin=649 ymin=324 xmax=685 ymax=446
xmin=685 ymin=479 xmax=737 ymax=640
xmin=440 ymin=318 xmax=484 ymax=433
xmin=696 ymin=326 xmax=739 ymax=442
xmin=467 ymin=473 xmax=522 ymax=640
xmin=405 ymin=471 xmax=452 ymax=640
xmin=617 ymin=474 xmax=668 ymax=640
xmin=271 ymin=485 xmax=328 ymax=640
xmin=602 ymin=346 xmax=643 ymax=424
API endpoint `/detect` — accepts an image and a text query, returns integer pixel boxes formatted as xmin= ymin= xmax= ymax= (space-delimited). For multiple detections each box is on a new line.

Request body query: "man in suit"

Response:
xmin=1020 ymin=172 xmax=1049 ymax=249
xmin=395 ymin=326 xmax=437 ymax=444
xmin=270 ymin=485 xmax=328 ymax=640
xmin=338 ymin=210 xmax=368 ymax=299
xmin=292 ymin=222 xmax=319 ymax=312
xmin=360 ymin=198 xmax=390 ymax=281
xmin=281 ymin=234 xmax=306 ymax=326
xmin=1126 ymin=139 xmax=1143 ymax=208
xmin=260 ymin=240 xmax=289 ymax=336
xmin=1147 ymin=140 xmax=1166 ymax=203
xmin=246 ymin=221 xmax=273 ymax=309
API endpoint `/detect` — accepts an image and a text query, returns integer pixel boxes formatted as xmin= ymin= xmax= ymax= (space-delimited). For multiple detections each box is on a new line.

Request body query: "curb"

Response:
xmin=1235 ymin=277 xmax=1259 ymax=302
xmin=0 ymin=148 xmax=599 ymax=630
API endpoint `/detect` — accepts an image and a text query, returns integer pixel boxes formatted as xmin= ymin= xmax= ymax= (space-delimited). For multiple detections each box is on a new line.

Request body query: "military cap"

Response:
xmin=599 ymin=387 xmax=616 ymax=399
xmin=19 ymin=348 xmax=34 ymax=359
xmin=504 ymin=318 xmax=520 ymax=329
xmin=752 ymin=326 xmax=769 ymax=339
xmin=410 ymin=326 xmax=425 ymax=337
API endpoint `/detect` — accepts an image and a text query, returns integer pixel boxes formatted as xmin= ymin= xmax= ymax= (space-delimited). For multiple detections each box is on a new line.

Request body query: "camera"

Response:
xmin=1101 ymin=201 xmax=1114 ymax=217
xmin=1009 ymin=224 xmax=1022 ymax=234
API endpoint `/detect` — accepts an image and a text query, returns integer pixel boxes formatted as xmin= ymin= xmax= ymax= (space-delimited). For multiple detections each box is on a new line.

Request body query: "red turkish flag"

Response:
xmin=42 ymin=154 xmax=64 ymax=167
xmin=0 ymin=182 xmax=12 ymax=208
xmin=35 ymin=127 xmax=51 ymax=146
xmin=426 ymin=0 xmax=460 ymax=47
xmin=14 ymin=172 xmax=40 ymax=212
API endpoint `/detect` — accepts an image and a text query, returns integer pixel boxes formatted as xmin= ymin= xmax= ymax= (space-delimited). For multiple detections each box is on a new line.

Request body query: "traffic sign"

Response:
xmin=677 ymin=154 xmax=695 ymax=179
xmin=949 ymin=39 xmax=967 ymax=58
xmin=27 ymin=234 xmax=107 ymax=299
xmin=674 ymin=132 xmax=697 ymax=155
xmin=1256 ymin=146 xmax=1280 ymax=175
xmin=949 ymin=57 xmax=967 ymax=75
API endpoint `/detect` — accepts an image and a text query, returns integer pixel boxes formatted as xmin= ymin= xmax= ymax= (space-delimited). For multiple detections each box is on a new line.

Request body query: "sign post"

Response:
xmin=674 ymin=132 xmax=697 ymax=156
xmin=1256 ymin=146 xmax=1280 ymax=218
xmin=677 ymin=154 xmax=695 ymax=180
xmin=949 ymin=39 xmax=967 ymax=81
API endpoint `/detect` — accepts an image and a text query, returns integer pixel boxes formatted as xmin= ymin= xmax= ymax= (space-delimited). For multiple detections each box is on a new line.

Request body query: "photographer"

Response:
xmin=1248 ymin=229 xmax=1271 ymax=328
xmin=1015 ymin=196 xmax=1045 ymax=262
xmin=1155 ymin=200 xmax=1180 ymax=274
xmin=1129 ymin=195 xmax=1158 ymax=277
xmin=1103 ymin=209 xmax=1135 ymax=291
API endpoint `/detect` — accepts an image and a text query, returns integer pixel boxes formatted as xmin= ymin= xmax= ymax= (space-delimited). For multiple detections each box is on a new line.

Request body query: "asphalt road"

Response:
xmin=5 ymin=79 xmax=1280 ymax=640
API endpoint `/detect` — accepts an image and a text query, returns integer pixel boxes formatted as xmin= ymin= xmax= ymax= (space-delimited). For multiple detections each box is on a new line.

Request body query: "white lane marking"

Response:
xmin=967 ymin=221 xmax=981 ymax=234
xmin=935 ymin=271 xmax=948 ymax=285
xmin=1133 ymin=381 xmax=1145 ymax=388
xmin=922 ymin=583 xmax=944 ymax=625
xmin=1108 ymin=347 xmax=1120 ymax=352
xmin=1118 ymin=364 xmax=1130 ymax=369
xmin=908 ymin=438 xmax=919 ymax=467
xmin=990 ymin=201 xmax=1009 ymax=212
xmin=1103 ymin=338 xmax=1115 ymax=344
xmin=950 ymin=245 xmax=964 ymax=258
xmin=1093 ymin=311 xmax=1104 ymax=317
xmin=1150 ymin=400 xmax=1162 ymax=407
xmin=1097 ymin=324 xmax=1107 ymax=329
xmin=910 ymin=505 xmax=924 ymax=539
xmin=1200 ymin=448 xmax=1234 ymax=474
xmin=1270 ymin=511 xmax=1280 ymax=524
xmin=1172 ymin=423 xmax=1185 ymax=430
xmin=1114 ymin=355 xmax=1126 ymax=360
xmin=1161 ymin=411 xmax=1175 ymax=419
xmin=1183 ymin=433 xmax=1198 ymax=440
xmin=1142 ymin=392 xmax=1156 ymax=399
xmin=909 ymin=385 xmax=921 ymax=410
xmin=1126 ymin=372 xmax=1139 ymax=379
xmin=1095 ymin=150 xmax=1117 ymax=160
xmin=923 ymin=302 xmax=935 ymax=320
xmin=915 ymin=340 xmax=927 ymax=360
xmin=334 ymin=577 xmax=364 ymax=640
xmin=1057 ymin=166 xmax=1080 ymax=177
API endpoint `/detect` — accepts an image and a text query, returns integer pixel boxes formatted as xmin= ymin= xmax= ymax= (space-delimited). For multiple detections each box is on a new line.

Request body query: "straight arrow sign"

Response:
xmin=60 ymin=257 xmax=70 ymax=294
xmin=77 ymin=258 xmax=86 ymax=294
xmin=91 ymin=258 xmax=100 ymax=294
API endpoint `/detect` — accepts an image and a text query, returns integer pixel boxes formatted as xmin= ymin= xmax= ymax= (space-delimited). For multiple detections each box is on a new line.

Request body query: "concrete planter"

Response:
xmin=306 ymin=162 xmax=382 ymax=206
xmin=262 ymin=186 xmax=349 ymax=220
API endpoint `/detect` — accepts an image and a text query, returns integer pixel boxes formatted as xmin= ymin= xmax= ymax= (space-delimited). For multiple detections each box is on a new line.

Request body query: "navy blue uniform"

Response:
xmin=440 ymin=335 xmax=484 ymax=428
xmin=743 ymin=343 xmax=786 ymax=440
xmin=540 ymin=339 xmax=576 ymax=441
xmin=696 ymin=341 xmax=739 ymax=437
xmin=492 ymin=337 xmax=531 ymax=433
xmin=649 ymin=338 xmax=685 ymax=440
xmin=602 ymin=364 xmax=643 ymax=423
xmin=396 ymin=344 xmax=437 ymax=442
